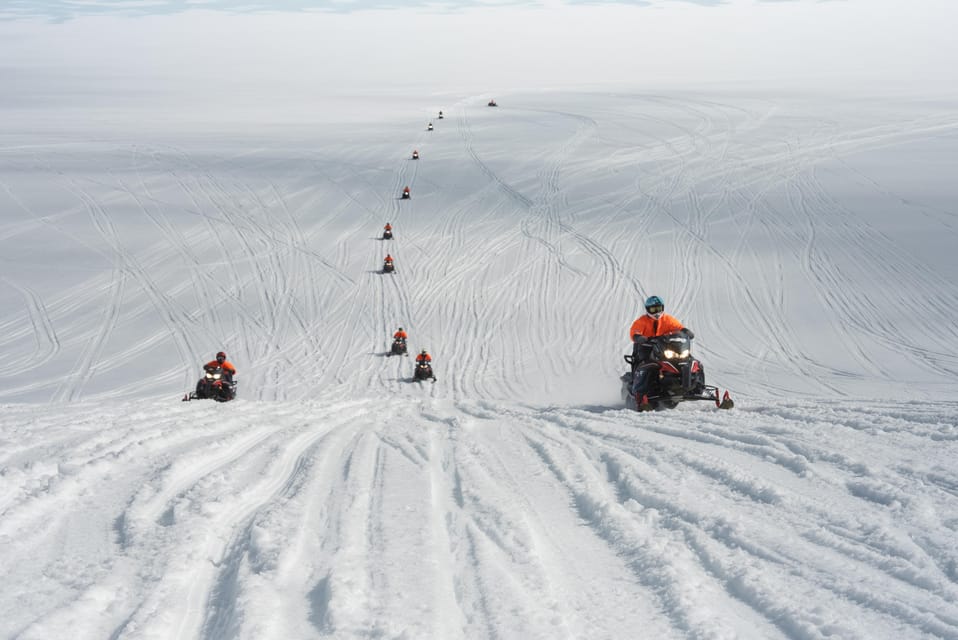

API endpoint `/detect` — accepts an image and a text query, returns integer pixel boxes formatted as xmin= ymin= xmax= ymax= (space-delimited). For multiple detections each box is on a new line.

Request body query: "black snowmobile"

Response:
xmin=389 ymin=337 xmax=408 ymax=356
xmin=382 ymin=260 xmax=395 ymax=274
xmin=438 ymin=111 xmax=444 ymax=119
xmin=411 ymin=150 xmax=419 ymax=160
xmin=427 ymin=123 xmax=434 ymax=131
xmin=185 ymin=364 xmax=237 ymax=402
xmin=413 ymin=361 xmax=436 ymax=382
xmin=383 ymin=228 xmax=393 ymax=240
xmin=620 ymin=331 xmax=732 ymax=411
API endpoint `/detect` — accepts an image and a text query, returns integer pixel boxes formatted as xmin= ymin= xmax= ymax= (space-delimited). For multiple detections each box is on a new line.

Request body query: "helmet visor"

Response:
xmin=646 ymin=304 xmax=664 ymax=315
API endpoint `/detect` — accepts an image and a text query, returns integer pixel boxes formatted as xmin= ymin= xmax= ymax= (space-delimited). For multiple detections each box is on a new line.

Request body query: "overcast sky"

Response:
xmin=2 ymin=0 xmax=957 ymax=112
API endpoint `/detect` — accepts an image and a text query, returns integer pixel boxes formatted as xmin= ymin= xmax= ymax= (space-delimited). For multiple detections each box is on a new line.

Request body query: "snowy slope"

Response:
xmin=2 ymin=90 xmax=958 ymax=639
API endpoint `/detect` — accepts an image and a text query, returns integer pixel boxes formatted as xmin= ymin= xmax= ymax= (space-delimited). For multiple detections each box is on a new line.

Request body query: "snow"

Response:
xmin=3 ymin=2 xmax=958 ymax=639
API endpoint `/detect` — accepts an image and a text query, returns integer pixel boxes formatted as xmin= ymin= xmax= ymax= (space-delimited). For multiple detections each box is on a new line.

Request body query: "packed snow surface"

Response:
xmin=2 ymin=90 xmax=958 ymax=638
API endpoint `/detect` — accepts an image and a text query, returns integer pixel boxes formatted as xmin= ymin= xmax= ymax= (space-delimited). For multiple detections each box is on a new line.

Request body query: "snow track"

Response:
xmin=2 ymin=92 xmax=956 ymax=403
xmin=2 ymin=398 xmax=957 ymax=639
xmin=2 ymin=91 xmax=958 ymax=638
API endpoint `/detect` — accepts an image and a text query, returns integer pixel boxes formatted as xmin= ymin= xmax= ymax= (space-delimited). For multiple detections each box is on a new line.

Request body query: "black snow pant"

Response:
xmin=630 ymin=341 xmax=654 ymax=396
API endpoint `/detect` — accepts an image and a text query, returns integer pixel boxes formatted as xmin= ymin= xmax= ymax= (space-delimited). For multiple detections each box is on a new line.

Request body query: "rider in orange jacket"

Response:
xmin=628 ymin=295 xmax=684 ymax=342
xmin=205 ymin=351 xmax=236 ymax=379
xmin=416 ymin=349 xmax=432 ymax=365
xmin=628 ymin=296 xmax=685 ymax=406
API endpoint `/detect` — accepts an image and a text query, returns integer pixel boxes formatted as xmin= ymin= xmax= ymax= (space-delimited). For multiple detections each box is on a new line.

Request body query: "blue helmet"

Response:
xmin=644 ymin=295 xmax=664 ymax=316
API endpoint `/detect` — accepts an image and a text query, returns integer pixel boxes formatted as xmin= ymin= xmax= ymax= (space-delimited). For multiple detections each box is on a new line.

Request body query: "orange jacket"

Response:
xmin=205 ymin=359 xmax=236 ymax=375
xmin=629 ymin=314 xmax=684 ymax=341
xmin=394 ymin=330 xmax=408 ymax=340
xmin=416 ymin=353 xmax=432 ymax=364
xmin=384 ymin=224 xmax=392 ymax=231
xmin=384 ymin=255 xmax=393 ymax=262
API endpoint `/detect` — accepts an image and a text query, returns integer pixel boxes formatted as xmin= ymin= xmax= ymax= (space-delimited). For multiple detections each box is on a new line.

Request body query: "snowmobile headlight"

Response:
xmin=664 ymin=349 xmax=690 ymax=360
xmin=212 ymin=373 xmax=222 ymax=380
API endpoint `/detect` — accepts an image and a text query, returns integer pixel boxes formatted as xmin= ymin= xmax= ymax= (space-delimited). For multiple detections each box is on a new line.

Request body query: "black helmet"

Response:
xmin=398 ymin=327 xmax=404 ymax=332
xmin=216 ymin=351 xmax=226 ymax=362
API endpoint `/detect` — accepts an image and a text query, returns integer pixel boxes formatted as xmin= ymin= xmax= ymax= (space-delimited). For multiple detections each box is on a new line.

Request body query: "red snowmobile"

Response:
xmin=621 ymin=331 xmax=732 ymax=411
xmin=389 ymin=336 xmax=408 ymax=356
xmin=185 ymin=364 xmax=237 ymax=402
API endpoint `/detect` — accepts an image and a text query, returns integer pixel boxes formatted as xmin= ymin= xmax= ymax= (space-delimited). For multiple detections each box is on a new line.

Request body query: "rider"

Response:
xmin=416 ymin=349 xmax=432 ymax=366
xmin=384 ymin=254 xmax=394 ymax=269
xmin=393 ymin=327 xmax=408 ymax=342
xmin=192 ymin=351 xmax=236 ymax=400
xmin=204 ymin=351 xmax=236 ymax=386
xmin=629 ymin=295 xmax=684 ymax=343
xmin=402 ymin=186 xmax=410 ymax=198
xmin=384 ymin=222 xmax=392 ymax=233
xmin=628 ymin=296 xmax=685 ymax=405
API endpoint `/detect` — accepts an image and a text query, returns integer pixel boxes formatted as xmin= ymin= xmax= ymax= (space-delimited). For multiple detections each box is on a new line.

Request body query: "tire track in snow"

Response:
xmin=117 ymin=404 xmax=371 ymax=639
xmin=0 ymin=279 xmax=60 ymax=374
xmin=54 ymin=187 xmax=129 ymax=402
xmin=525 ymin=404 xmax=958 ymax=639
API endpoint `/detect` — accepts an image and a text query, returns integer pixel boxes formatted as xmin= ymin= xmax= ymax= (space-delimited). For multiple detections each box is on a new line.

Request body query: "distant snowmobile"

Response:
xmin=487 ymin=99 xmax=498 ymax=107
xmin=620 ymin=331 xmax=732 ymax=411
xmin=413 ymin=361 xmax=435 ymax=382
xmin=427 ymin=123 xmax=434 ymax=131
xmin=389 ymin=336 xmax=408 ymax=356
xmin=438 ymin=110 xmax=444 ymax=119
xmin=401 ymin=186 xmax=410 ymax=199
xmin=383 ymin=227 xmax=393 ymax=240
xmin=412 ymin=150 xmax=419 ymax=160
xmin=413 ymin=350 xmax=435 ymax=382
xmin=184 ymin=365 xmax=237 ymax=402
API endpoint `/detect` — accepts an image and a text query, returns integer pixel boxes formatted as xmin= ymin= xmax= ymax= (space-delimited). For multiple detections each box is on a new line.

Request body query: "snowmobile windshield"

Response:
xmin=660 ymin=335 xmax=691 ymax=361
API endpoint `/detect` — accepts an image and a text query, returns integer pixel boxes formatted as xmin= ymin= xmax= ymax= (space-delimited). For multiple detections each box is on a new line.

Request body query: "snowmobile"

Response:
xmin=413 ymin=361 xmax=436 ymax=382
xmin=401 ymin=187 xmax=410 ymax=200
xmin=184 ymin=364 xmax=237 ymax=402
xmin=383 ymin=228 xmax=393 ymax=240
xmin=620 ymin=331 xmax=732 ymax=411
xmin=382 ymin=260 xmax=395 ymax=274
xmin=487 ymin=99 xmax=498 ymax=107
xmin=438 ymin=111 xmax=444 ymax=119
xmin=389 ymin=337 xmax=408 ymax=356
xmin=427 ymin=123 xmax=434 ymax=131
xmin=412 ymin=150 xmax=419 ymax=160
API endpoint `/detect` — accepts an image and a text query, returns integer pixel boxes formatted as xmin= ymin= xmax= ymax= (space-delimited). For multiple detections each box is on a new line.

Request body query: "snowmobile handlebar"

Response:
xmin=633 ymin=328 xmax=694 ymax=343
